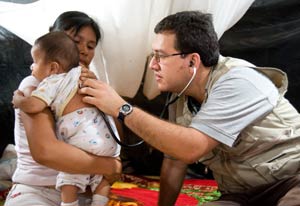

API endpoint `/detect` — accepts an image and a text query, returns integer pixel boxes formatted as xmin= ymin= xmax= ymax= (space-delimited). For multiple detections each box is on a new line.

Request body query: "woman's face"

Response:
xmin=66 ymin=25 xmax=97 ymax=67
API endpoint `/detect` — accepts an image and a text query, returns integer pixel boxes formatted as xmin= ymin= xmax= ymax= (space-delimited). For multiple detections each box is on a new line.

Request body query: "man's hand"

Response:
xmin=79 ymin=79 xmax=126 ymax=118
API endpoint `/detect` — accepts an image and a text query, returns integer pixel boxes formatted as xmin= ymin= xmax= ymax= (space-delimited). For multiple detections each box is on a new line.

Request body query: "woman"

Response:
xmin=5 ymin=11 xmax=121 ymax=206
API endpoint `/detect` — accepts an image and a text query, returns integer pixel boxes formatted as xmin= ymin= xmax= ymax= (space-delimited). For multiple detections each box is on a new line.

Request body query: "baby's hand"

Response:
xmin=12 ymin=90 xmax=25 ymax=108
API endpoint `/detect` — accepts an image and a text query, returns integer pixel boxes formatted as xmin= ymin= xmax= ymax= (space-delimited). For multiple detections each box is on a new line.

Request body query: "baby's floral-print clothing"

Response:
xmin=31 ymin=66 xmax=120 ymax=193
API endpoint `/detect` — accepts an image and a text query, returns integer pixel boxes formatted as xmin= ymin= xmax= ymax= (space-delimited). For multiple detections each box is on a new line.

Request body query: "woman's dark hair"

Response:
xmin=34 ymin=31 xmax=79 ymax=71
xmin=49 ymin=11 xmax=101 ymax=44
xmin=154 ymin=11 xmax=219 ymax=67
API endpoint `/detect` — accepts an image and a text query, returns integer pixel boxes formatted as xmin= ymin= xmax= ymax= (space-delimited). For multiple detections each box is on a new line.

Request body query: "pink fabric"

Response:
xmin=111 ymin=187 xmax=198 ymax=206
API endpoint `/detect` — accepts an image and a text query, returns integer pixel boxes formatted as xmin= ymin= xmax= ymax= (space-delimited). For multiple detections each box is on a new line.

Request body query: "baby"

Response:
xmin=12 ymin=31 xmax=120 ymax=206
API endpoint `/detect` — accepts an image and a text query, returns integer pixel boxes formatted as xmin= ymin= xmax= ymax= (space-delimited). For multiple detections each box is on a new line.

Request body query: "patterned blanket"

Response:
xmin=109 ymin=174 xmax=220 ymax=205
xmin=0 ymin=174 xmax=220 ymax=206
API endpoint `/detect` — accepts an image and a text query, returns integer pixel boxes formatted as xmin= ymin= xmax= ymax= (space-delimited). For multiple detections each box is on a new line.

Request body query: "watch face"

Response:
xmin=118 ymin=103 xmax=133 ymax=121
xmin=122 ymin=104 xmax=131 ymax=112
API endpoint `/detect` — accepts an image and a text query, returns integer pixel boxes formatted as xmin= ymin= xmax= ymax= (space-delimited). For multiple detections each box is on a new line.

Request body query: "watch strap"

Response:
xmin=117 ymin=112 xmax=125 ymax=122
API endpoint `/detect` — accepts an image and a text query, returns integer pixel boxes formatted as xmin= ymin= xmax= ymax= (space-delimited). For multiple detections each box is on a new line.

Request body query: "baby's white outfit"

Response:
xmin=32 ymin=66 xmax=120 ymax=193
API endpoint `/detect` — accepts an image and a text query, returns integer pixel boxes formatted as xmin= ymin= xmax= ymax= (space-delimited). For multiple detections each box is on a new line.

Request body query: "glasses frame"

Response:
xmin=150 ymin=52 xmax=190 ymax=63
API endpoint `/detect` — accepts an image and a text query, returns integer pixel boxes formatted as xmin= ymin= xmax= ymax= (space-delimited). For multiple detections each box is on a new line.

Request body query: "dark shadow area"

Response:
xmin=121 ymin=88 xmax=167 ymax=176
xmin=219 ymin=0 xmax=300 ymax=112
xmin=0 ymin=26 xmax=32 ymax=155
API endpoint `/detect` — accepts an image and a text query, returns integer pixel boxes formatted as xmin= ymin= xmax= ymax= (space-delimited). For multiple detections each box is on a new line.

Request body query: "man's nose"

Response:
xmin=149 ymin=57 xmax=160 ymax=71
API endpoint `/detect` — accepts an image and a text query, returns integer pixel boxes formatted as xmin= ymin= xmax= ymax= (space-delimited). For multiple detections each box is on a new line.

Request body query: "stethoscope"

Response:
xmin=99 ymin=111 xmax=145 ymax=148
xmin=100 ymin=66 xmax=197 ymax=148
xmin=160 ymin=66 xmax=197 ymax=118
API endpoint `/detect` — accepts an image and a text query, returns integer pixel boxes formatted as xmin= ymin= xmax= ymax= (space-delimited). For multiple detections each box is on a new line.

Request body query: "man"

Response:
xmin=80 ymin=11 xmax=300 ymax=205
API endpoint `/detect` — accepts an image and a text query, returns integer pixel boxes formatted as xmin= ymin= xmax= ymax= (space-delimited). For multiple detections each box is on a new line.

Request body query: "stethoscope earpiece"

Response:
xmin=192 ymin=66 xmax=196 ymax=73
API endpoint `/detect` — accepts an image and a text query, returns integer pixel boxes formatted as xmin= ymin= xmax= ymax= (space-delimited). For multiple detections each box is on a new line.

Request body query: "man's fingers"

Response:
xmin=82 ymin=95 xmax=98 ymax=106
xmin=81 ymin=78 xmax=103 ymax=89
xmin=79 ymin=86 xmax=92 ymax=95
xmin=79 ymin=84 xmax=100 ymax=98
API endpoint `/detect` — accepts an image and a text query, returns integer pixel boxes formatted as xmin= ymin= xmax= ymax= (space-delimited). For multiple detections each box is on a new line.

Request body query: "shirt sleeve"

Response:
xmin=190 ymin=67 xmax=279 ymax=147
xmin=18 ymin=75 xmax=40 ymax=91
xmin=31 ymin=74 xmax=63 ymax=106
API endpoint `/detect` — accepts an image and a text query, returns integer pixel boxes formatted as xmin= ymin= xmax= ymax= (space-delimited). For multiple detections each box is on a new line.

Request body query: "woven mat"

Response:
xmin=0 ymin=175 xmax=220 ymax=206
xmin=108 ymin=174 xmax=220 ymax=206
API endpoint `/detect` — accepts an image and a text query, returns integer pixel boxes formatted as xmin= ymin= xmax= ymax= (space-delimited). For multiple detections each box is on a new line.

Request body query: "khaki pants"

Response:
xmin=203 ymin=175 xmax=300 ymax=206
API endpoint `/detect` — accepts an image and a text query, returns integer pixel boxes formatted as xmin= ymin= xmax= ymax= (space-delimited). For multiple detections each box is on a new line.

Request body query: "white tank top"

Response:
xmin=13 ymin=75 xmax=58 ymax=186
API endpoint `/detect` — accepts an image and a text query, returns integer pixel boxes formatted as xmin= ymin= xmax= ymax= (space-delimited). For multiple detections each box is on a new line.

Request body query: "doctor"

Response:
xmin=80 ymin=10 xmax=300 ymax=206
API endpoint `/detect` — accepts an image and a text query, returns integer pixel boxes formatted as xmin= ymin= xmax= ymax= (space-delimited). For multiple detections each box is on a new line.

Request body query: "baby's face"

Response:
xmin=30 ymin=46 xmax=52 ymax=81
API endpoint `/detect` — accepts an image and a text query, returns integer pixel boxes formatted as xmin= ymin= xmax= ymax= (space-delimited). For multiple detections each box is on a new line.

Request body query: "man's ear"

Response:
xmin=50 ymin=62 xmax=60 ymax=74
xmin=190 ymin=53 xmax=201 ymax=68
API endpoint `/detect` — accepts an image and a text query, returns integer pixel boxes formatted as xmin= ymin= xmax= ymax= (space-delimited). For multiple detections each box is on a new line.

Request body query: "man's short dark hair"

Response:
xmin=154 ymin=11 xmax=219 ymax=67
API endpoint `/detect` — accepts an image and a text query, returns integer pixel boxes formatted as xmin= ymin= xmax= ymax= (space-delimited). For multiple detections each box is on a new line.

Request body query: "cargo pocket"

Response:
xmin=248 ymin=146 xmax=300 ymax=183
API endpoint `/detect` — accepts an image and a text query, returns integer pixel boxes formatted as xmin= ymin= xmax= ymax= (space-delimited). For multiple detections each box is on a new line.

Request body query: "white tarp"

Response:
xmin=0 ymin=0 xmax=254 ymax=99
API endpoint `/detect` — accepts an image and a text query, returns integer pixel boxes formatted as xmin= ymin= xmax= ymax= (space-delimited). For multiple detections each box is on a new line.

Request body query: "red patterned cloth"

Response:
xmin=0 ymin=175 xmax=220 ymax=206
xmin=109 ymin=174 xmax=220 ymax=206
xmin=111 ymin=187 xmax=198 ymax=206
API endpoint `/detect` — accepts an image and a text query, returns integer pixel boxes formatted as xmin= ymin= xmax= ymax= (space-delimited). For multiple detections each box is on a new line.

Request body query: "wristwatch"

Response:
xmin=117 ymin=103 xmax=133 ymax=122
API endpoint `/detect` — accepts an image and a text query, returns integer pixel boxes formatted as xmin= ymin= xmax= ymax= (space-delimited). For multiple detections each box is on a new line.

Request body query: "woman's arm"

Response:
xmin=21 ymin=108 xmax=122 ymax=176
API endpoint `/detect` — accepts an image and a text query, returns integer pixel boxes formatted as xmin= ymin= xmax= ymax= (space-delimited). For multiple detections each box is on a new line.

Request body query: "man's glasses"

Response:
xmin=150 ymin=52 xmax=190 ymax=63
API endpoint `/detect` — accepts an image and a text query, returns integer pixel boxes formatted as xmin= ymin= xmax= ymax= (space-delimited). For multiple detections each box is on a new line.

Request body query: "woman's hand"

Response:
xmin=79 ymin=64 xmax=97 ymax=88
xmin=104 ymin=157 xmax=122 ymax=185
xmin=80 ymin=63 xmax=97 ymax=80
